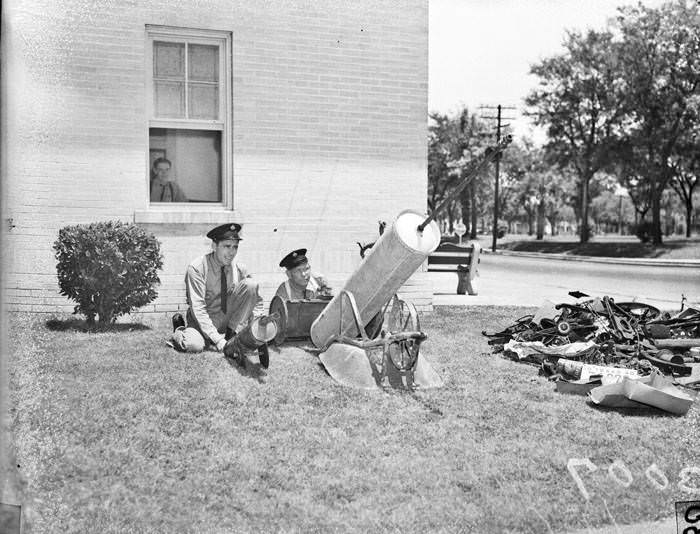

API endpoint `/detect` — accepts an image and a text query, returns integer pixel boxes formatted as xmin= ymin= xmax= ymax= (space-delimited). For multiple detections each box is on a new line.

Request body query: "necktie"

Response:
xmin=221 ymin=266 xmax=227 ymax=313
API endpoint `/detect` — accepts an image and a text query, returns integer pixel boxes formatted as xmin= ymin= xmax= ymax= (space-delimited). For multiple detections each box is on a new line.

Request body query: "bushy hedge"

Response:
xmin=54 ymin=221 xmax=163 ymax=324
xmin=633 ymin=220 xmax=653 ymax=243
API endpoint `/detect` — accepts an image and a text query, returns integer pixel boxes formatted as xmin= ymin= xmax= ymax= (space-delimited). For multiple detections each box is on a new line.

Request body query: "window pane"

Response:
xmin=154 ymin=41 xmax=185 ymax=79
xmin=149 ymin=128 xmax=222 ymax=203
xmin=188 ymin=44 xmax=219 ymax=82
xmin=189 ymin=83 xmax=218 ymax=119
xmin=154 ymin=81 xmax=185 ymax=118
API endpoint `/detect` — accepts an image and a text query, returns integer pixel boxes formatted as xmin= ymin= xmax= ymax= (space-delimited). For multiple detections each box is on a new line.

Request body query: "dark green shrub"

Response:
xmin=497 ymin=220 xmax=508 ymax=239
xmin=54 ymin=221 xmax=164 ymax=324
xmin=633 ymin=220 xmax=653 ymax=243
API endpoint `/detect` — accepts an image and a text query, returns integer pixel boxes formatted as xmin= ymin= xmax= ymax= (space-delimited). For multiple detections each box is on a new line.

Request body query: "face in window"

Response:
xmin=154 ymin=161 xmax=171 ymax=181
xmin=287 ymin=263 xmax=311 ymax=287
xmin=214 ymin=239 xmax=239 ymax=265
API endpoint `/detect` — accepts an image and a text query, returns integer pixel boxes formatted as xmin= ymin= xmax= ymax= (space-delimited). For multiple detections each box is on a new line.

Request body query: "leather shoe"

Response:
xmin=258 ymin=343 xmax=270 ymax=369
xmin=172 ymin=313 xmax=186 ymax=332
xmin=224 ymin=337 xmax=246 ymax=367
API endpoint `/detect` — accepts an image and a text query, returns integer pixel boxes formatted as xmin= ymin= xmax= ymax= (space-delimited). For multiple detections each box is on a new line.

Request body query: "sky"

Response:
xmin=428 ymin=0 xmax=667 ymax=142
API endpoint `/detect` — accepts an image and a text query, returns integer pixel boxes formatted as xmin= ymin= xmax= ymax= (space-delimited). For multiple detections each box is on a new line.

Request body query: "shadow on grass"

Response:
xmin=45 ymin=318 xmax=151 ymax=333
xmin=586 ymin=400 xmax=684 ymax=418
xmin=499 ymin=240 xmax=692 ymax=258
xmin=222 ymin=353 xmax=267 ymax=383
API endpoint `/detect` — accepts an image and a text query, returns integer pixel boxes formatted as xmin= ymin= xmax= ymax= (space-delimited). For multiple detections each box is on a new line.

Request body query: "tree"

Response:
xmin=495 ymin=141 xmax=576 ymax=237
xmin=669 ymin=136 xmax=699 ymax=237
xmin=428 ymin=112 xmax=461 ymax=233
xmin=613 ymin=1 xmax=700 ymax=244
xmin=427 ymin=108 xmax=490 ymax=236
xmin=526 ymin=30 xmax=626 ymax=243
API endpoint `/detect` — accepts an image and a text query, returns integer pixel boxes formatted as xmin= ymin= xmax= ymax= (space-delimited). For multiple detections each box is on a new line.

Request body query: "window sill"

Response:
xmin=134 ymin=208 xmax=241 ymax=224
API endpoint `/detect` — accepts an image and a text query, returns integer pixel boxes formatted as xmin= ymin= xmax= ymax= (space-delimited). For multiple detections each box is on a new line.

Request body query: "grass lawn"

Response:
xmin=7 ymin=307 xmax=699 ymax=533
xmin=496 ymin=235 xmax=700 ymax=259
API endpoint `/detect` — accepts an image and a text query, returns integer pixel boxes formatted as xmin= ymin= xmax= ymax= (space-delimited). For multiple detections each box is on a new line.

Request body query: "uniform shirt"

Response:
xmin=274 ymin=274 xmax=330 ymax=300
xmin=150 ymin=178 xmax=188 ymax=202
xmin=185 ymin=252 xmax=249 ymax=345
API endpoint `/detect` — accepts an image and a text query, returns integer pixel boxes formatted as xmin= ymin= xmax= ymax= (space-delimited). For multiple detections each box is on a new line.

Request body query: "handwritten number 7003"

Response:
xmin=567 ymin=458 xmax=700 ymax=500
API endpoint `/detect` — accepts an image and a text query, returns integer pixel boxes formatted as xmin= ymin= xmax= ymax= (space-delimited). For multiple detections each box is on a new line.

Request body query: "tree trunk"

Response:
xmin=536 ymin=201 xmax=545 ymax=240
xmin=580 ymin=175 xmax=590 ymax=243
xmin=650 ymin=188 xmax=663 ymax=245
xmin=549 ymin=212 xmax=558 ymax=236
xmin=460 ymin=187 xmax=470 ymax=236
xmin=685 ymin=201 xmax=693 ymax=238
xmin=446 ymin=205 xmax=454 ymax=234
xmin=469 ymin=184 xmax=478 ymax=239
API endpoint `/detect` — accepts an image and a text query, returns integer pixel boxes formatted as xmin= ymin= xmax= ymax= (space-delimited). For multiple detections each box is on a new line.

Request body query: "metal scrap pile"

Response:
xmin=483 ymin=293 xmax=700 ymax=385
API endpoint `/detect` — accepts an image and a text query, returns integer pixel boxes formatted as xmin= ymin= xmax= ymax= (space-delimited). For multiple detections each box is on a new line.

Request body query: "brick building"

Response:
xmin=1 ymin=0 xmax=433 ymax=318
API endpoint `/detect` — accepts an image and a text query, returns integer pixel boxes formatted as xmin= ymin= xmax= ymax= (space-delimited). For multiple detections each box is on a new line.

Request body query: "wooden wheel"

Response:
xmin=386 ymin=296 xmax=420 ymax=333
xmin=268 ymin=296 xmax=288 ymax=345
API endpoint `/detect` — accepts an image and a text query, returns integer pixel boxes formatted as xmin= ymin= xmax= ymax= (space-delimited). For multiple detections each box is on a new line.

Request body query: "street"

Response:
xmin=431 ymin=253 xmax=700 ymax=309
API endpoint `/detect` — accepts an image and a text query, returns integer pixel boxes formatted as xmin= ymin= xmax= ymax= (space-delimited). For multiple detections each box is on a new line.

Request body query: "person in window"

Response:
xmin=275 ymin=248 xmax=332 ymax=300
xmin=150 ymin=157 xmax=188 ymax=202
xmin=170 ymin=223 xmax=269 ymax=367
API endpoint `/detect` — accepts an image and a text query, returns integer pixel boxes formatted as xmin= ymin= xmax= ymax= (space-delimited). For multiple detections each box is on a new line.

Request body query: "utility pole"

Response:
xmin=480 ymin=105 xmax=516 ymax=251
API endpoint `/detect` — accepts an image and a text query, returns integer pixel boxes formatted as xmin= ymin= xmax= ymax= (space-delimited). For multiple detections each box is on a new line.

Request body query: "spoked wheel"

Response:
xmin=268 ymin=296 xmax=288 ymax=344
xmin=384 ymin=297 xmax=423 ymax=371
xmin=386 ymin=333 xmax=425 ymax=371
xmin=386 ymin=296 xmax=420 ymax=333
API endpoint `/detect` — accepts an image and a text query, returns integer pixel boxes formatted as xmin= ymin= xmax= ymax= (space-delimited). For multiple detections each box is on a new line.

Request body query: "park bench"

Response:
xmin=427 ymin=242 xmax=482 ymax=295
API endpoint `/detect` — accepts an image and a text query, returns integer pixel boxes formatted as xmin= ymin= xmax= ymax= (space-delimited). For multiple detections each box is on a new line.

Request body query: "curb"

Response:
xmin=483 ymin=249 xmax=700 ymax=268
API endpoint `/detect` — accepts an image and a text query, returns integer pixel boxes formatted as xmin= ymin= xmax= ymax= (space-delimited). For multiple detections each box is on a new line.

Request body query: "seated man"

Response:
xmin=150 ymin=157 xmax=188 ymax=202
xmin=171 ymin=223 xmax=269 ymax=368
xmin=275 ymin=248 xmax=332 ymax=300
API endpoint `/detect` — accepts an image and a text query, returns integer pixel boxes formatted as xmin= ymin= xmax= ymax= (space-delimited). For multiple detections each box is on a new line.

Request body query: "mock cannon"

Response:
xmin=307 ymin=209 xmax=444 ymax=390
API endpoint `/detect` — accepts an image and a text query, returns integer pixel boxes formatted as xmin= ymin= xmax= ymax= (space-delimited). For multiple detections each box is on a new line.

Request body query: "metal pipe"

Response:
xmin=418 ymin=134 xmax=513 ymax=233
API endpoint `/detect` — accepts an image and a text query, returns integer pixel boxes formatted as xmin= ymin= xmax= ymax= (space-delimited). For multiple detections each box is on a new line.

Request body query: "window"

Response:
xmin=146 ymin=26 xmax=231 ymax=206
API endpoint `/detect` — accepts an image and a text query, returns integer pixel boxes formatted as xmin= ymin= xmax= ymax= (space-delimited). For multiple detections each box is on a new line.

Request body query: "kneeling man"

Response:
xmin=275 ymin=248 xmax=332 ymax=300
xmin=172 ymin=223 xmax=268 ymax=367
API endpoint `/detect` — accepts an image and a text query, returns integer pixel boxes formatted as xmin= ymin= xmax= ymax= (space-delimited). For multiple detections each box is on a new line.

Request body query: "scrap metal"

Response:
xmin=483 ymin=293 xmax=700 ymax=382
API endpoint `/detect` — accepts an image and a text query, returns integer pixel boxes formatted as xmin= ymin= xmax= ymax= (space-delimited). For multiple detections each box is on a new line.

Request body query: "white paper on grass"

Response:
xmin=503 ymin=340 xmax=597 ymax=361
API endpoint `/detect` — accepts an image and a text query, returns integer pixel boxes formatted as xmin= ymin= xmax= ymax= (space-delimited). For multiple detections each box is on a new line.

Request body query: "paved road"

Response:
xmin=431 ymin=253 xmax=700 ymax=309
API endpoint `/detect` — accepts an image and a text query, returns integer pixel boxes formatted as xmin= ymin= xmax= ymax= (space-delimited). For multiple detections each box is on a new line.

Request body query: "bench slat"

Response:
xmin=428 ymin=256 xmax=473 ymax=265
xmin=427 ymin=266 xmax=467 ymax=272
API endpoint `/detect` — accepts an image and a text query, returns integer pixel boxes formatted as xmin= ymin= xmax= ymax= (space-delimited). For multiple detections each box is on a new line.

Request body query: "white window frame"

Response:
xmin=141 ymin=25 xmax=233 ymax=221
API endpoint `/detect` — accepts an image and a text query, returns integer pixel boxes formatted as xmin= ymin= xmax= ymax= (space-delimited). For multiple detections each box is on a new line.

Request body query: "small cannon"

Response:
xmin=309 ymin=209 xmax=444 ymax=390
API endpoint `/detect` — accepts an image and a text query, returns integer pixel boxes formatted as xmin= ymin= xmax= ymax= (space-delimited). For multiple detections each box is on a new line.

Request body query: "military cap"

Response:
xmin=206 ymin=223 xmax=242 ymax=242
xmin=279 ymin=248 xmax=308 ymax=270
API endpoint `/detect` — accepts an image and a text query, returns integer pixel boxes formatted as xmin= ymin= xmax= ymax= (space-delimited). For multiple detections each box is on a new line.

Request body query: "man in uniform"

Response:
xmin=171 ymin=223 xmax=269 ymax=368
xmin=275 ymin=248 xmax=332 ymax=300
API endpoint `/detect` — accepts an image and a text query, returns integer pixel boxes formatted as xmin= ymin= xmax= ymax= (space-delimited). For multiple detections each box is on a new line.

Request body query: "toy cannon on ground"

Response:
xmin=309 ymin=208 xmax=445 ymax=390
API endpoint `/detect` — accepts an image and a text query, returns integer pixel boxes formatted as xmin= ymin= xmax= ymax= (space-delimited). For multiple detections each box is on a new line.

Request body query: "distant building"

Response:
xmin=2 ymin=1 xmax=433 ymax=315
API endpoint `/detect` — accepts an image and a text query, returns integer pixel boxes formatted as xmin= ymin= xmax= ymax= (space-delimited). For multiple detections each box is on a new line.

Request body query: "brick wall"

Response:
xmin=2 ymin=0 xmax=434 ymax=319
